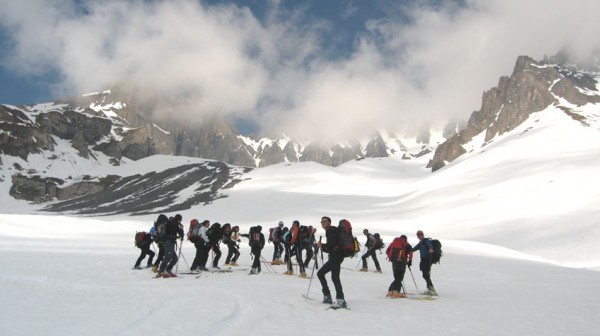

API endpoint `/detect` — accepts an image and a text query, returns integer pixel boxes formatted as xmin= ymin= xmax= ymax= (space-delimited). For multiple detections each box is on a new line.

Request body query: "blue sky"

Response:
xmin=0 ymin=0 xmax=408 ymax=105
xmin=1 ymin=0 xmax=599 ymax=140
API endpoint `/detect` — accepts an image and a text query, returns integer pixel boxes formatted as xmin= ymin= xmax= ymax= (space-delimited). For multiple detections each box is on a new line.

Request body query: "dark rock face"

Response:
xmin=428 ymin=56 xmax=600 ymax=171
xmin=0 ymin=106 xmax=54 ymax=159
xmin=42 ymin=162 xmax=250 ymax=215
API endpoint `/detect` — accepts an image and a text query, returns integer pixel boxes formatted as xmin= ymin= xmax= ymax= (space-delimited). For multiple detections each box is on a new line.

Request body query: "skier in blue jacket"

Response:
xmin=411 ymin=230 xmax=436 ymax=295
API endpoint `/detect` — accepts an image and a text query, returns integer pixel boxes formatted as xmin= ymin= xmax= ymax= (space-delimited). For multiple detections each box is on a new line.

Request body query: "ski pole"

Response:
xmin=260 ymin=255 xmax=276 ymax=273
xmin=305 ymin=237 xmax=321 ymax=299
xmin=408 ymin=265 xmax=419 ymax=293
xmin=175 ymin=238 xmax=183 ymax=274
xmin=356 ymin=246 xmax=365 ymax=269
xmin=179 ymin=250 xmax=190 ymax=268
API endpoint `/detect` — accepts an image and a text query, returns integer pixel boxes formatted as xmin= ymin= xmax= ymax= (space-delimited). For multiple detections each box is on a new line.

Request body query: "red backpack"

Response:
xmin=187 ymin=219 xmax=200 ymax=242
xmin=386 ymin=237 xmax=412 ymax=262
xmin=134 ymin=231 xmax=147 ymax=248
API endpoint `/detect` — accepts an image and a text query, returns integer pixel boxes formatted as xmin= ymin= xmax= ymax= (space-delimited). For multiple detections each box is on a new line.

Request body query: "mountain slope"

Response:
xmin=428 ymin=55 xmax=600 ymax=171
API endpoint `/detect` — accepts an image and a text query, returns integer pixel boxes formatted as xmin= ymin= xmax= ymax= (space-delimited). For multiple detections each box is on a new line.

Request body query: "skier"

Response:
xmin=412 ymin=230 xmax=436 ymax=295
xmin=196 ymin=220 xmax=211 ymax=271
xmin=360 ymin=229 xmax=382 ymax=273
xmin=207 ymin=223 xmax=223 ymax=269
xmin=157 ymin=214 xmax=184 ymax=278
xmin=271 ymin=221 xmax=284 ymax=265
xmin=151 ymin=214 xmax=168 ymax=273
xmin=248 ymin=226 xmax=265 ymax=274
xmin=133 ymin=230 xmax=155 ymax=269
xmin=223 ymin=224 xmax=241 ymax=266
xmin=190 ymin=220 xmax=210 ymax=272
xmin=386 ymin=235 xmax=413 ymax=298
xmin=317 ymin=216 xmax=347 ymax=308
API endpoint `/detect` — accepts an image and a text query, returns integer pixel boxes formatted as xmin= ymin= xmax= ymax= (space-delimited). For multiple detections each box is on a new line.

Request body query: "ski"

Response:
xmin=384 ymin=293 xmax=437 ymax=300
xmin=326 ymin=304 xmax=351 ymax=310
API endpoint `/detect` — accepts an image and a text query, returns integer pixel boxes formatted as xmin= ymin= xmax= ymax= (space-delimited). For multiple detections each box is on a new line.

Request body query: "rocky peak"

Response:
xmin=427 ymin=55 xmax=600 ymax=172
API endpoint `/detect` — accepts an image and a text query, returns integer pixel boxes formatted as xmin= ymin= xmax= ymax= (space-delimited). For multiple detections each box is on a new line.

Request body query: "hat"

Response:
xmin=278 ymin=221 xmax=284 ymax=226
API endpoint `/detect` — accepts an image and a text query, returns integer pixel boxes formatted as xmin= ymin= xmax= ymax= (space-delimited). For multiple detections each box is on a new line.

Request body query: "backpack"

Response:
xmin=207 ymin=223 xmax=222 ymax=243
xmin=248 ymin=226 xmax=261 ymax=248
xmin=373 ymin=233 xmax=385 ymax=250
xmin=386 ymin=237 xmax=411 ymax=262
xmin=428 ymin=238 xmax=443 ymax=264
xmin=134 ymin=231 xmax=147 ymax=248
xmin=338 ymin=219 xmax=359 ymax=258
xmin=298 ymin=225 xmax=310 ymax=246
xmin=268 ymin=227 xmax=275 ymax=242
xmin=187 ymin=219 xmax=200 ymax=242
xmin=154 ymin=214 xmax=168 ymax=243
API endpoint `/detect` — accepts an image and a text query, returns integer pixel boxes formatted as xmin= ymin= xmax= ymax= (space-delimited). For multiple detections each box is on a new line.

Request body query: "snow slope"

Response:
xmin=1 ymin=105 xmax=600 ymax=335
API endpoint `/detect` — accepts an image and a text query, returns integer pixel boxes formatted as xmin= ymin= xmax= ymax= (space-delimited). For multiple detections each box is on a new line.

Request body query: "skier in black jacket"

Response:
xmin=157 ymin=214 xmax=184 ymax=278
xmin=247 ymin=226 xmax=265 ymax=274
xmin=316 ymin=216 xmax=346 ymax=308
xmin=133 ymin=231 xmax=154 ymax=269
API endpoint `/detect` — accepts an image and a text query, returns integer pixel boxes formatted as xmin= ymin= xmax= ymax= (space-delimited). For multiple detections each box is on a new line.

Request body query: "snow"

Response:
xmin=2 ymin=104 xmax=600 ymax=335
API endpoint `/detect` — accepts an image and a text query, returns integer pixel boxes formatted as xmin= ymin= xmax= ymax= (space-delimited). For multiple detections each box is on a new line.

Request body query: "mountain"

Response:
xmin=428 ymin=55 xmax=600 ymax=171
xmin=1 ymin=54 xmax=599 ymax=212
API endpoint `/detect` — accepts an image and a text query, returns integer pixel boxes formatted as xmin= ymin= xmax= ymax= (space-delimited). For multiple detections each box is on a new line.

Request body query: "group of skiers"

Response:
xmin=133 ymin=214 xmax=439 ymax=307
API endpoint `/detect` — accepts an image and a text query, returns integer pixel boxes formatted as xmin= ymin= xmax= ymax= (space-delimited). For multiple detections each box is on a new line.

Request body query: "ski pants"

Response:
xmin=191 ymin=240 xmax=205 ymax=270
xmin=211 ymin=243 xmax=222 ymax=267
xmin=362 ymin=248 xmax=381 ymax=270
xmin=388 ymin=260 xmax=407 ymax=292
xmin=225 ymin=242 xmax=240 ymax=264
xmin=317 ymin=256 xmax=344 ymax=300
xmin=251 ymin=247 xmax=262 ymax=272
xmin=198 ymin=243 xmax=210 ymax=268
xmin=420 ymin=259 xmax=434 ymax=290
xmin=272 ymin=241 xmax=283 ymax=260
xmin=159 ymin=239 xmax=179 ymax=273
xmin=303 ymin=245 xmax=314 ymax=268
xmin=295 ymin=244 xmax=305 ymax=274
xmin=135 ymin=244 xmax=155 ymax=267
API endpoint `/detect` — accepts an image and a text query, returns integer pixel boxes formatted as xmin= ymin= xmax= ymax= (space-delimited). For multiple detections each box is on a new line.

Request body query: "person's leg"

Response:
xmin=420 ymin=259 xmax=434 ymax=290
xmin=146 ymin=248 xmax=155 ymax=267
xmin=331 ymin=259 xmax=344 ymax=300
xmin=296 ymin=244 xmax=305 ymax=275
xmin=304 ymin=246 xmax=313 ymax=268
xmin=361 ymin=250 xmax=371 ymax=270
xmin=159 ymin=240 xmax=175 ymax=273
xmin=212 ymin=245 xmax=222 ymax=267
xmin=397 ymin=262 xmax=407 ymax=292
xmin=317 ymin=260 xmax=333 ymax=302
xmin=372 ymin=253 xmax=381 ymax=271
xmin=134 ymin=248 xmax=145 ymax=267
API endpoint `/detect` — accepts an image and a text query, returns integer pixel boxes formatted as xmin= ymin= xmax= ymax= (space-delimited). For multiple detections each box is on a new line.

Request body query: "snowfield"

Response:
xmin=2 ymin=105 xmax=600 ymax=335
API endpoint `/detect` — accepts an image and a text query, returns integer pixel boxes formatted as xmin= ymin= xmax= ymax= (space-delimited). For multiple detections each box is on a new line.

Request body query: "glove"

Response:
xmin=407 ymin=260 xmax=412 ymax=267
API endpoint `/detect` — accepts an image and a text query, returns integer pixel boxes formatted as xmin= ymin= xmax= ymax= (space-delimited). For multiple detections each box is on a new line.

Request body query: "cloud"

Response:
xmin=1 ymin=0 xmax=600 ymax=141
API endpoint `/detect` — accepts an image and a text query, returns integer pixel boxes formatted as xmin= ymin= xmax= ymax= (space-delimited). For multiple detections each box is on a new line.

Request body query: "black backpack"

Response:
xmin=298 ymin=225 xmax=310 ymax=246
xmin=428 ymin=238 xmax=443 ymax=264
xmin=373 ymin=233 xmax=385 ymax=250
xmin=154 ymin=214 xmax=168 ymax=243
xmin=248 ymin=226 xmax=260 ymax=248
xmin=207 ymin=223 xmax=222 ymax=243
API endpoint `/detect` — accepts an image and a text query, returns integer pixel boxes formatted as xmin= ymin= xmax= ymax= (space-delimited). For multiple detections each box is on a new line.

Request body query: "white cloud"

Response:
xmin=1 ymin=0 xmax=600 ymax=140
